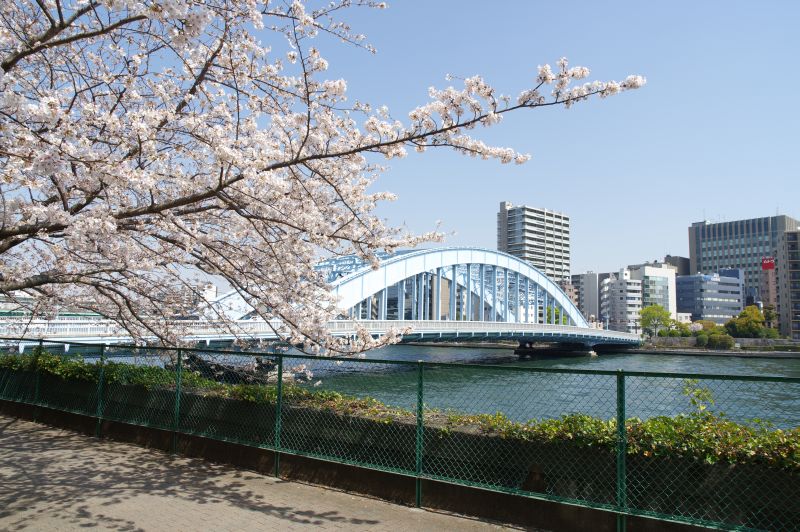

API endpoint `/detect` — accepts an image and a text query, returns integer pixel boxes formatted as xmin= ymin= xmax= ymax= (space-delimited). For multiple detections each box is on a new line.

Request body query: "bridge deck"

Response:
xmin=0 ymin=319 xmax=640 ymax=347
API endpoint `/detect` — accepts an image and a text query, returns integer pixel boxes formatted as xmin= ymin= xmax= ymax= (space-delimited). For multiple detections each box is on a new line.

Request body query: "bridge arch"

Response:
xmin=327 ymin=247 xmax=587 ymax=327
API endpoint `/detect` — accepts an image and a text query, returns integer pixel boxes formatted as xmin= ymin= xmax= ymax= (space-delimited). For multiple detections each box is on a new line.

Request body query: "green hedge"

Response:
xmin=1 ymin=351 xmax=798 ymax=472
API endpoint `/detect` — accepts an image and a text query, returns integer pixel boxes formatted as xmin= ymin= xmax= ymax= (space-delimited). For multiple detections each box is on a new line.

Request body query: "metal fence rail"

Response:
xmin=1 ymin=338 xmax=799 ymax=531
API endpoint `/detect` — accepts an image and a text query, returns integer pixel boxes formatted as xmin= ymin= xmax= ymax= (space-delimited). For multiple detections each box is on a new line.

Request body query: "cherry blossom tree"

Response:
xmin=0 ymin=0 xmax=645 ymax=348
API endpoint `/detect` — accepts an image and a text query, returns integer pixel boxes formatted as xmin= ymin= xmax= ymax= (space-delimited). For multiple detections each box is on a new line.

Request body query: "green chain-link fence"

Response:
xmin=1 ymin=338 xmax=798 ymax=531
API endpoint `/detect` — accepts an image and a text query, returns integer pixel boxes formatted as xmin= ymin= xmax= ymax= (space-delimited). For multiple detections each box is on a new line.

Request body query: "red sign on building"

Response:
xmin=762 ymin=256 xmax=775 ymax=270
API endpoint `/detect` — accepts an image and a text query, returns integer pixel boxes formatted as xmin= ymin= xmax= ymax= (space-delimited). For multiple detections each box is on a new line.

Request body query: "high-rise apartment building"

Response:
xmin=776 ymin=230 xmax=800 ymax=339
xmin=497 ymin=201 xmax=570 ymax=281
xmin=688 ymin=216 xmax=800 ymax=303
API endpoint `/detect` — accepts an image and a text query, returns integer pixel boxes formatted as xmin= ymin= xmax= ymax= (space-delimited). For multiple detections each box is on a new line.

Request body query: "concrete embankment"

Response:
xmin=625 ymin=348 xmax=800 ymax=359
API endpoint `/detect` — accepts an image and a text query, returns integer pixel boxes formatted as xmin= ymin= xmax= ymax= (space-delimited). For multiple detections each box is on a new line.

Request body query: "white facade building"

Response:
xmin=627 ymin=262 xmax=677 ymax=319
xmin=600 ymin=269 xmax=643 ymax=334
xmin=497 ymin=201 xmax=570 ymax=282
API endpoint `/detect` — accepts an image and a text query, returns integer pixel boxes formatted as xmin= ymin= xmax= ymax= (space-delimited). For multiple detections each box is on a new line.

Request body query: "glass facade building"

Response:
xmin=676 ymin=269 xmax=744 ymax=324
xmin=688 ymin=216 xmax=799 ymax=303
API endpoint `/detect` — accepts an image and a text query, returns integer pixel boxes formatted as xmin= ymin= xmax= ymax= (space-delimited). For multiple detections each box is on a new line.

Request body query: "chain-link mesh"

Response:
xmin=625 ymin=375 xmax=800 ymax=531
xmin=1 ymin=338 xmax=799 ymax=531
xmin=278 ymin=355 xmax=417 ymax=474
xmin=420 ymin=365 xmax=618 ymax=508
xmin=177 ymin=349 xmax=278 ymax=447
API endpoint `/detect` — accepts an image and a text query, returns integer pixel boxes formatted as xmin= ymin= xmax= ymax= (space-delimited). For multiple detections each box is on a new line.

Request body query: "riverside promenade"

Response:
xmin=0 ymin=415 xmax=515 ymax=531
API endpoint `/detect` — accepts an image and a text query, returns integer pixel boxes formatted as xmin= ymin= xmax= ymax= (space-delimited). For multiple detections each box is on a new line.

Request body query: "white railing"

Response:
xmin=0 ymin=318 xmax=640 ymax=343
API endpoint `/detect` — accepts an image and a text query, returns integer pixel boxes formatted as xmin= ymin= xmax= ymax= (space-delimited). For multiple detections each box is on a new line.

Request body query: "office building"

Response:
xmin=776 ymin=230 xmax=800 ymax=339
xmin=688 ymin=216 xmax=799 ymax=303
xmin=628 ymin=262 xmax=677 ymax=318
xmin=676 ymin=269 xmax=744 ymax=324
xmin=600 ymin=270 xmax=642 ymax=334
xmin=498 ymin=201 xmax=570 ymax=281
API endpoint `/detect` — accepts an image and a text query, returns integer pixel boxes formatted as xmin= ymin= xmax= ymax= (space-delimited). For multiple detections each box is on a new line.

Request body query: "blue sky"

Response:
xmin=319 ymin=1 xmax=800 ymax=274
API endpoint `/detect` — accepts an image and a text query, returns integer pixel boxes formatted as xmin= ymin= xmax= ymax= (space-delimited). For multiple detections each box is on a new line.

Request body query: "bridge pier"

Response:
xmin=514 ymin=341 xmax=597 ymax=359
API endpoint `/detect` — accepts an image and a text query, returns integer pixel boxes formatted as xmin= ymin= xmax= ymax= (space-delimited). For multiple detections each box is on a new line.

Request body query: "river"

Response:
xmin=285 ymin=344 xmax=800 ymax=428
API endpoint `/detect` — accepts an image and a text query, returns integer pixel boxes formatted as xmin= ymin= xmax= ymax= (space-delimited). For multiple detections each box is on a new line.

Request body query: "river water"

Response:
xmin=31 ymin=341 xmax=800 ymax=428
xmin=288 ymin=345 xmax=800 ymax=428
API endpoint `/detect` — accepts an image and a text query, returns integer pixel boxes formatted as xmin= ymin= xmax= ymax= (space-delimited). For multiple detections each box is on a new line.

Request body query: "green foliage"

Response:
xmin=707 ymin=334 xmax=735 ymax=350
xmin=672 ymin=321 xmax=693 ymax=337
xmin=695 ymin=333 xmax=709 ymax=347
xmin=3 ymin=351 xmax=799 ymax=472
xmin=640 ymin=305 xmax=672 ymax=337
xmin=694 ymin=320 xmax=718 ymax=332
xmin=545 ymin=306 xmax=568 ymax=325
xmin=725 ymin=305 xmax=772 ymax=338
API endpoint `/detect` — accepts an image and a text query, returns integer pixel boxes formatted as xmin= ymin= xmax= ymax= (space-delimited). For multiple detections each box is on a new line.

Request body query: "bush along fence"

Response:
xmin=1 ymin=339 xmax=799 ymax=531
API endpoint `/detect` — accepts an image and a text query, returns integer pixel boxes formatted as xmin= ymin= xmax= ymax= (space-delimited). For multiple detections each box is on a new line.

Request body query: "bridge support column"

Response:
xmin=450 ymin=265 xmax=457 ymax=320
xmin=514 ymin=271 xmax=520 ymax=323
xmin=398 ymin=280 xmax=406 ymax=320
xmin=524 ymin=277 xmax=530 ymax=323
xmin=411 ymin=275 xmax=417 ymax=320
xmin=465 ymin=264 xmax=472 ymax=321
xmin=379 ymin=288 xmax=387 ymax=320
xmin=435 ymin=268 xmax=441 ymax=320
xmin=503 ymin=268 xmax=509 ymax=322
xmin=418 ymin=273 xmax=425 ymax=321
xmin=479 ymin=264 xmax=485 ymax=321
xmin=489 ymin=266 xmax=497 ymax=321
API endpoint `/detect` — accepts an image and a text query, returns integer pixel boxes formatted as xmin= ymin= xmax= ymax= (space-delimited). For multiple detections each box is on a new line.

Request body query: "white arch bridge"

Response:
xmin=2 ymin=248 xmax=640 ymax=349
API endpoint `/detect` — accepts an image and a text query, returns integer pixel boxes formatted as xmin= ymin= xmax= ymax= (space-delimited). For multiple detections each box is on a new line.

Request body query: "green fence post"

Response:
xmin=415 ymin=360 xmax=424 ymax=508
xmin=95 ymin=344 xmax=106 ymax=438
xmin=616 ymin=370 xmax=627 ymax=532
xmin=171 ymin=348 xmax=183 ymax=454
xmin=274 ymin=353 xmax=283 ymax=478
xmin=33 ymin=339 xmax=43 ymax=417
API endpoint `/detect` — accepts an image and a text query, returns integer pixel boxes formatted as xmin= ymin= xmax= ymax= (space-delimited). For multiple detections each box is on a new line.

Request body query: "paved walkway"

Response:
xmin=0 ymin=415 xmax=517 ymax=531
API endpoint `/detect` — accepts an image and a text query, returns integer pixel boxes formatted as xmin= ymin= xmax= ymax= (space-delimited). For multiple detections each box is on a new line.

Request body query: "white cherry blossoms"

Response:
xmin=0 ymin=0 xmax=645 ymax=351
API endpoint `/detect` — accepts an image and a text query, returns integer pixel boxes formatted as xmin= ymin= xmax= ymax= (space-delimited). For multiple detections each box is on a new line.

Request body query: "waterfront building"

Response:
xmin=627 ymin=262 xmax=677 ymax=319
xmin=600 ymin=270 xmax=643 ymax=334
xmin=775 ymin=230 xmax=800 ymax=339
xmin=572 ymin=272 xmax=600 ymax=321
xmin=688 ymin=216 xmax=800 ymax=304
xmin=497 ymin=201 xmax=570 ymax=281
xmin=676 ymin=269 xmax=744 ymax=324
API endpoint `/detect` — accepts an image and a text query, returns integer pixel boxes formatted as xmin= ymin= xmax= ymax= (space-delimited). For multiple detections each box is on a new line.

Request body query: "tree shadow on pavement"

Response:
xmin=0 ymin=416 xmax=381 ymax=531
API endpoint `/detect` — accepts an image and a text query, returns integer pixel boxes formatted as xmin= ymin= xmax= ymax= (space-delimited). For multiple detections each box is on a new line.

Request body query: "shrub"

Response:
xmin=695 ymin=333 xmax=708 ymax=347
xmin=707 ymin=334 xmax=735 ymax=350
xmin=667 ymin=329 xmax=680 ymax=337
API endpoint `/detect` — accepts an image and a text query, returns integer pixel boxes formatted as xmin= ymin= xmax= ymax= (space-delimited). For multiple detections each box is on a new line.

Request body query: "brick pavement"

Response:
xmin=0 ymin=415 xmax=519 ymax=531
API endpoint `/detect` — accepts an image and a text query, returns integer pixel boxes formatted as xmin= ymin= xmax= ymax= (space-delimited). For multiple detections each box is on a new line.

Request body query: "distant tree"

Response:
xmin=725 ymin=306 xmax=767 ymax=338
xmin=763 ymin=305 xmax=778 ymax=329
xmin=694 ymin=320 xmax=718 ymax=333
xmin=640 ymin=305 xmax=671 ymax=338
xmin=672 ymin=321 xmax=692 ymax=337
xmin=545 ymin=307 xmax=568 ymax=325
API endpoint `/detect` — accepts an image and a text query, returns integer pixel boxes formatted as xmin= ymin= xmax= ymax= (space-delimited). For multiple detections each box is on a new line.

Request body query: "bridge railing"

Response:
xmin=0 ymin=338 xmax=797 ymax=530
xmin=0 ymin=318 xmax=639 ymax=343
